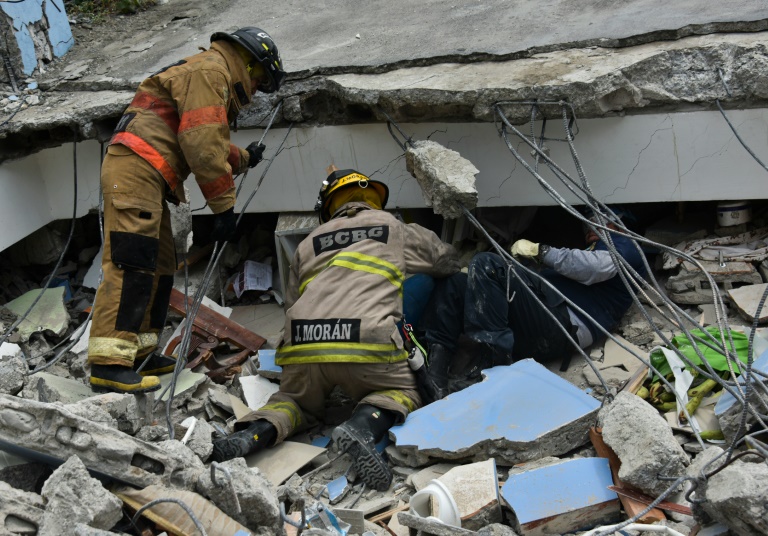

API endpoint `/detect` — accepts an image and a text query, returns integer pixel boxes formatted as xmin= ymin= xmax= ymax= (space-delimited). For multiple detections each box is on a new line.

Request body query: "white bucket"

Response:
xmin=409 ymin=479 xmax=461 ymax=527
xmin=717 ymin=201 xmax=752 ymax=227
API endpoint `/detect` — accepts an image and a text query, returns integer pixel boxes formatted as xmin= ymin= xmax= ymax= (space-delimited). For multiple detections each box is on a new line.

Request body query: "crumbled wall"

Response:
xmin=0 ymin=0 xmax=74 ymax=84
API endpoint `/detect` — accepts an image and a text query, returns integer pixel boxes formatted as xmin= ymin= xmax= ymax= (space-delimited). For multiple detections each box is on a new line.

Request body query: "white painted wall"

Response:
xmin=2 ymin=108 xmax=766 ymax=253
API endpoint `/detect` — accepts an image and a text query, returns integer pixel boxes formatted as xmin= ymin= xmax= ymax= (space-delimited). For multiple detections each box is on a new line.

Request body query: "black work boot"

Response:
xmin=89 ymin=364 xmax=161 ymax=394
xmin=332 ymin=404 xmax=396 ymax=491
xmin=211 ymin=420 xmax=277 ymax=462
xmin=134 ymin=351 xmax=178 ymax=376
xmin=422 ymin=344 xmax=453 ymax=403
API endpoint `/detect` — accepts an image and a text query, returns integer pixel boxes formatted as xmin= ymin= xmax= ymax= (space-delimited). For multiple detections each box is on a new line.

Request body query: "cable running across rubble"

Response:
xmin=380 ymin=98 xmax=768 ymax=534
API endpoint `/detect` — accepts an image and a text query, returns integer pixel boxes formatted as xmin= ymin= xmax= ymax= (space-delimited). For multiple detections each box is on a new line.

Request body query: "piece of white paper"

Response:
xmin=233 ymin=260 xmax=273 ymax=298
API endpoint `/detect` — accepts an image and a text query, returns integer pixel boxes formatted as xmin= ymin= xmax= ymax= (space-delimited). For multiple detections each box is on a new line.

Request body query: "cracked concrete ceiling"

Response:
xmin=1 ymin=0 xmax=767 ymax=162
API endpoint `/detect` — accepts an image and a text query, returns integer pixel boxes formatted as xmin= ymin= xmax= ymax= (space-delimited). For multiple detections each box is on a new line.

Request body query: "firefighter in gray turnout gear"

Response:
xmin=212 ymin=167 xmax=460 ymax=490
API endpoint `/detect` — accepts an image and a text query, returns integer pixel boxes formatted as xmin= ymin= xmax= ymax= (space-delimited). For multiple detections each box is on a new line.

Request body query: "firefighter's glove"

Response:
xmin=246 ymin=142 xmax=266 ymax=168
xmin=510 ymin=239 xmax=540 ymax=259
xmin=211 ymin=207 xmax=237 ymax=243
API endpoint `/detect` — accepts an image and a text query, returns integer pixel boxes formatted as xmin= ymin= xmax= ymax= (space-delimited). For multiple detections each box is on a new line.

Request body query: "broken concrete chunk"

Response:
xmin=694 ymin=451 xmax=768 ymax=535
xmin=439 ymin=459 xmax=502 ymax=531
xmin=180 ymin=417 xmax=214 ymax=462
xmin=666 ymin=262 xmax=762 ymax=305
xmin=4 ymin=286 xmax=69 ymax=342
xmin=727 ymin=283 xmax=768 ymax=324
xmin=67 ymin=392 xmax=142 ymax=435
xmin=501 ymin=458 xmax=620 ymax=536
xmin=409 ymin=462 xmax=457 ymax=491
xmin=599 ymin=392 xmax=690 ymax=497
xmin=40 ymin=456 xmax=123 ymax=535
xmin=0 ymin=479 xmax=45 ymax=535
xmin=158 ymin=368 xmax=208 ymax=405
xmin=73 ymin=525 xmax=124 ymax=535
xmin=0 ymin=394 xmax=203 ymax=489
xmin=0 ymin=342 xmax=28 ymax=395
xmin=405 ymin=139 xmax=478 ymax=219
xmin=21 ymin=371 xmax=95 ymax=404
xmin=196 ymin=457 xmax=282 ymax=533
xmin=391 ymin=360 xmax=600 ymax=466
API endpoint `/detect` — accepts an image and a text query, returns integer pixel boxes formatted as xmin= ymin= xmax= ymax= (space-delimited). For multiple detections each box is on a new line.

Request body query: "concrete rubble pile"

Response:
xmin=0 ymin=223 xmax=765 ymax=536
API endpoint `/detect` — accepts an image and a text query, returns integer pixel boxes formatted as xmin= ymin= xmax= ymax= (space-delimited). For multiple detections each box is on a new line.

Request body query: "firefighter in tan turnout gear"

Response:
xmin=212 ymin=168 xmax=460 ymax=490
xmin=88 ymin=27 xmax=286 ymax=394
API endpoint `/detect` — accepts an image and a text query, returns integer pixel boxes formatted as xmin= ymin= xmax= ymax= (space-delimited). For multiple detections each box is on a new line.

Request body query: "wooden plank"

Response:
xmin=608 ymin=486 xmax=693 ymax=516
xmin=589 ymin=427 xmax=666 ymax=524
xmin=621 ymin=364 xmax=649 ymax=395
xmin=175 ymin=243 xmax=214 ymax=271
xmin=168 ymin=288 xmax=266 ymax=352
xmin=368 ymin=503 xmax=409 ymax=524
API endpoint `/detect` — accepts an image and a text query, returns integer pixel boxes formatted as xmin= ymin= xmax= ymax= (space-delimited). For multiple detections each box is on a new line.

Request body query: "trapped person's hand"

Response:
xmin=510 ymin=239 xmax=540 ymax=259
xmin=211 ymin=207 xmax=237 ymax=243
xmin=246 ymin=142 xmax=266 ymax=168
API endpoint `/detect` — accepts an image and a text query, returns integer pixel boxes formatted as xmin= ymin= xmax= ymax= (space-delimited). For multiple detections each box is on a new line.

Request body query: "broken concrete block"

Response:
xmin=391 ymin=360 xmax=600 ymax=466
xmin=39 ymin=456 xmax=123 ymax=535
xmin=405 ymin=139 xmax=478 ymax=219
xmin=727 ymin=283 xmax=768 ymax=324
xmin=196 ymin=457 xmax=282 ymax=533
xmin=693 ymin=450 xmax=768 ymax=535
xmin=0 ymin=394 xmax=203 ymax=489
xmin=439 ymin=459 xmax=502 ymax=531
xmin=65 ymin=400 xmax=118 ymax=430
xmin=599 ymin=392 xmax=690 ymax=497
xmin=73 ymin=525 xmax=124 ymax=535
xmin=67 ymin=392 xmax=142 ymax=435
xmin=180 ymin=417 xmax=214 ymax=462
xmin=500 ymin=457 xmax=620 ymax=536
xmin=409 ymin=462 xmax=457 ymax=491
xmin=116 ymin=484 xmax=252 ymax=535
xmin=4 ymin=286 xmax=69 ymax=342
xmin=21 ymin=371 xmax=95 ymax=404
xmin=0 ymin=479 xmax=44 ymax=534
xmin=714 ymin=347 xmax=768 ymax=444
xmin=477 ymin=524 xmax=521 ymax=535
xmin=0 ymin=342 xmax=27 ymax=395
xmin=397 ymin=511 xmax=475 ymax=535
xmin=666 ymin=262 xmax=762 ymax=305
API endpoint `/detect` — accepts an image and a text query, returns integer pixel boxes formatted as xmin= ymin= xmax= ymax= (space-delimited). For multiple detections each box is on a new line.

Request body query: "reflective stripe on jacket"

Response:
xmin=276 ymin=203 xmax=460 ymax=366
xmin=110 ymin=41 xmax=251 ymax=213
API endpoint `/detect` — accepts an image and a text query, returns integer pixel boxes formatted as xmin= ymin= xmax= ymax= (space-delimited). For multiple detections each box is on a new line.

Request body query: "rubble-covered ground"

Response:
xmin=0 ymin=198 xmax=767 ymax=536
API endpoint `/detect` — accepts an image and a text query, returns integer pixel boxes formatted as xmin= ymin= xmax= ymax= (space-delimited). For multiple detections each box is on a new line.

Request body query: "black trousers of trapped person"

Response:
xmin=421 ymin=252 xmax=576 ymax=365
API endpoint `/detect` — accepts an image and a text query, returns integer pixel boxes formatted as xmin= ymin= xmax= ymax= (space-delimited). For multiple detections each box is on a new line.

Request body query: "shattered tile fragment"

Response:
xmin=391 ymin=359 xmax=600 ymax=466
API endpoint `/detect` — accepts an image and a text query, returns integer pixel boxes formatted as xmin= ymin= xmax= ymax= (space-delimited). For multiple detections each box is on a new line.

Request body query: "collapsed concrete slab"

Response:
xmin=21 ymin=371 xmax=95 ymax=404
xmin=500 ymin=457 xmax=620 ymax=536
xmin=666 ymin=262 xmax=762 ymax=305
xmin=599 ymin=392 xmax=690 ymax=497
xmin=0 ymin=479 xmax=45 ymax=535
xmin=390 ymin=359 xmax=600 ymax=466
xmin=196 ymin=457 xmax=282 ymax=534
xmin=405 ymin=140 xmax=478 ymax=219
xmin=0 ymin=394 xmax=203 ymax=489
xmin=39 ymin=455 xmax=123 ymax=535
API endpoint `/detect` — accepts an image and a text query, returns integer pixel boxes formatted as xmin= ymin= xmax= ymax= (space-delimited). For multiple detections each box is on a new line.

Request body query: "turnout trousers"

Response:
xmin=88 ymin=145 xmax=177 ymax=367
xmin=241 ymin=360 xmax=422 ymax=443
xmin=422 ymin=252 xmax=575 ymax=365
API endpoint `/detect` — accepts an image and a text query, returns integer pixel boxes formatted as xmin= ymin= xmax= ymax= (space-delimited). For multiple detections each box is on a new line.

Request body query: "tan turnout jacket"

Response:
xmin=276 ymin=203 xmax=460 ymax=366
xmin=110 ymin=41 xmax=252 ymax=213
